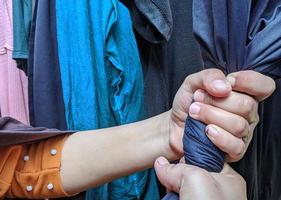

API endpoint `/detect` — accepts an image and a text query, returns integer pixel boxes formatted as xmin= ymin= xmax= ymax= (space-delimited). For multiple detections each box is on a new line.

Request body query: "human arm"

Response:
xmin=61 ymin=69 xmax=275 ymax=194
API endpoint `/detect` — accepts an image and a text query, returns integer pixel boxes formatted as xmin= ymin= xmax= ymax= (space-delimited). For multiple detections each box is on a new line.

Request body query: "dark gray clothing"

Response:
xmin=0 ymin=117 xmax=74 ymax=147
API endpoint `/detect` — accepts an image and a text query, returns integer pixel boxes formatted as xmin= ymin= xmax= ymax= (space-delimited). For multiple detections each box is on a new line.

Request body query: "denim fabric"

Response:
xmin=56 ymin=0 xmax=158 ymax=199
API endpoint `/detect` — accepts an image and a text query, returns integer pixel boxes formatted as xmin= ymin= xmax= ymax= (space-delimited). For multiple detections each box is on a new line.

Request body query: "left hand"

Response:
xmin=154 ymin=157 xmax=247 ymax=200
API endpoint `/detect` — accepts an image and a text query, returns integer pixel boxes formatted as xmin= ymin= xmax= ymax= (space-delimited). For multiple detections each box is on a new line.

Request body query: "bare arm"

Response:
xmin=61 ymin=111 xmax=175 ymax=194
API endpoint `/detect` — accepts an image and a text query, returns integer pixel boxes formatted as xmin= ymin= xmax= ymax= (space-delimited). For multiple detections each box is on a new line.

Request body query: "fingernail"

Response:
xmin=157 ymin=157 xmax=169 ymax=166
xmin=189 ymin=103 xmax=201 ymax=115
xmin=212 ymin=80 xmax=228 ymax=91
xmin=194 ymin=90 xmax=205 ymax=102
xmin=227 ymin=76 xmax=236 ymax=87
xmin=206 ymin=126 xmax=219 ymax=138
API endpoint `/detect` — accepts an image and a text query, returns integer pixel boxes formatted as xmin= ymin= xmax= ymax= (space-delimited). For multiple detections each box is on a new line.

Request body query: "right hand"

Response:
xmin=169 ymin=69 xmax=275 ymax=161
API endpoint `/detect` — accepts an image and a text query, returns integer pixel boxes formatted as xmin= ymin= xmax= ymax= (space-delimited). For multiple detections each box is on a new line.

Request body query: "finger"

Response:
xmin=210 ymin=164 xmax=247 ymax=200
xmin=183 ymin=69 xmax=232 ymax=98
xmin=227 ymin=70 xmax=276 ymax=101
xmin=154 ymin=157 xmax=185 ymax=193
xmin=154 ymin=157 xmax=213 ymax=197
xmin=189 ymin=102 xmax=250 ymax=138
xmin=179 ymin=157 xmax=186 ymax=163
xmin=194 ymin=89 xmax=259 ymax=123
xmin=205 ymin=125 xmax=246 ymax=162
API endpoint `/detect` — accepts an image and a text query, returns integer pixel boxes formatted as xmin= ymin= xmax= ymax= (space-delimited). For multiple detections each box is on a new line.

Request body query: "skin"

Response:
xmin=154 ymin=70 xmax=275 ymax=199
xmin=60 ymin=69 xmax=275 ymax=196
xmin=154 ymin=156 xmax=247 ymax=200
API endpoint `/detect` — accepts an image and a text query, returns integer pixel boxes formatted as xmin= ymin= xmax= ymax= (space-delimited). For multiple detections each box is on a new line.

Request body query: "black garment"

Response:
xmin=125 ymin=0 xmax=281 ymax=199
xmin=232 ymin=80 xmax=281 ymax=200
xmin=130 ymin=0 xmax=202 ymax=118
xmin=124 ymin=0 xmax=202 ymax=197
xmin=28 ymin=0 xmax=67 ymax=129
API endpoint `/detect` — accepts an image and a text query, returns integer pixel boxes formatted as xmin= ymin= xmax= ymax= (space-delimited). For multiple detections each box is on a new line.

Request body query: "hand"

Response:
xmin=154 ymin=157 xmax=247 ymax=200
xmin=169 ymin=69 xmax=275 ymax=161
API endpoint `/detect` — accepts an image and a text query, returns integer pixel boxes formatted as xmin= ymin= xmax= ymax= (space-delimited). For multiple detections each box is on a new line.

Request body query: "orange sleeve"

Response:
xmin=0 ymin=145 xmax=22 ymax=199
xmin=2 ymin=135 xmax=74 ymax=199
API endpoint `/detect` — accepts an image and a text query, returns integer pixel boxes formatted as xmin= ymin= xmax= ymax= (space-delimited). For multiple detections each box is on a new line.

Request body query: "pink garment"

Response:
xmin=0 ymin=0 xmax=29 ymax=124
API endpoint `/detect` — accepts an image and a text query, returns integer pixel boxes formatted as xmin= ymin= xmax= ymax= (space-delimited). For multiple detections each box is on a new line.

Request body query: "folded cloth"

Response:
xmin=0 ymin=117 xmax=74 ymax=147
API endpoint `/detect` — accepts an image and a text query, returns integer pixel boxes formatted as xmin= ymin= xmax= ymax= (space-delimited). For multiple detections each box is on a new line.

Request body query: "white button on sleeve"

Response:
xmin=26 ymin=185 xmax=33 ymax=192
xmin=23 ymin=155 xmax=30 ymax=161
xmin=50 ymin=149 xmax=57 ymax=156
xmin=47 ymin=183 xmax=54 ymax=190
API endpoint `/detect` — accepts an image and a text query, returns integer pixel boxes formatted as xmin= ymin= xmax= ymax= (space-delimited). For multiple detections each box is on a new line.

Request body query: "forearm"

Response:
xmin=60 ymin=111 xmax=177 ymax=194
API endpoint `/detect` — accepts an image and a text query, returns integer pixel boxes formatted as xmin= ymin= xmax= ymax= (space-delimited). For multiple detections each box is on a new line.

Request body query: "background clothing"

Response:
xmin=28 ymin=0 xmax=67 ymax=129
xmin=0 ymin=0 xmax=29 ymax=125
xmin=125 ymin=0 xmax=281 ymax=199
xmin=12 ymin=0 xmax=32 ymax=74
xmin=56 ymin=0 xmax=158 ymax=199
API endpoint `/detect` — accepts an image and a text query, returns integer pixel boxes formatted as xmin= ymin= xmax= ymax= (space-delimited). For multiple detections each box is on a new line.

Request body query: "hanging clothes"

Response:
xmin=0 ymin=0 xmax=29 ymax=125
xmin=125 ymin=0 xmax=281 ymax=199
xmin=56 ymin=0 xmax=158 ymax=199
xmin=123 ymin=0 xmax=202 ymax=197
xmin=28 ymin=0 xmax=67 ymax=130
xmin=12 ymin=0 xmax=32 ymax=74
xmin=123 ymin=0 xmax=202 ymax=118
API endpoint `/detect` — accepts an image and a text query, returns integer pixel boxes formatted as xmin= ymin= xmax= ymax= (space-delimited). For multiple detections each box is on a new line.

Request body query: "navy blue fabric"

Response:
xmin=28 ymin=0 xmax=67 ymax=130
xmin=184 ymin=117 xmax=224 ymax=172
xmin=187 ymin=0 xmax=281 ymax=175
xmin=193 ymin=0 xmax=281 ymax=78
xmin=164 ymin=1 xmax=281 ymax=199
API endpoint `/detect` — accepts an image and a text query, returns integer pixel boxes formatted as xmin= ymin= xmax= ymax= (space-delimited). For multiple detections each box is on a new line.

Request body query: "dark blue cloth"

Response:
xmin=184 ymin=117 xmax=224 ymax=171
xmin=188 ymin=0 xmax=281 ymax=174
xmin=28 ymin=0 xmax=67 ymax=130
xmin=193 ymin=0 xmax=281 ymax=77
xmin=165 ymin=1 xmax=281 ymax=199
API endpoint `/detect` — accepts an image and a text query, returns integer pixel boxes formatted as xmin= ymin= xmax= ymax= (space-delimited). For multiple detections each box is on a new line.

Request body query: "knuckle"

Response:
xmin=183 ymin=168 xmax=207 ymax=184
xmin=204 ymin=68 xmax=223 ymax=76
xmin=240 ymin=96 xmax=256 ymax=116
xmin=235 ymin=119 xmax=249 ymax=137
xmin=231 ymin=144 xmax=245 ymax=161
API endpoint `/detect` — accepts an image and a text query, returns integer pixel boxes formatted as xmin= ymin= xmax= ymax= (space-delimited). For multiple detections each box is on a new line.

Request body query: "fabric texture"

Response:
xmin=28 ymin=0 xmax=67 ymax=130
xmin=0 ymin=135 xmax=72 ymax=199
xmin=125 ymin=0 xmax=281 ymax=199
xmin=176 ymin=1 xmax=281 ymax=199
xmin=56 ymin=0 xmax=158 ymax=199
xmin=12 ymin=0 xmax=32 ymax=74
xmin=124 ymin=0 xmax=202 ymax=197
xmin=0 ymin=0 xmax=29 ymax=125
xmin=12 ymin=0 xmax=32 ymax=60
xmin=0 ymin=117 xmax=74 ymax=147
xmin=184 ymin=0 xmax=281 ymax=175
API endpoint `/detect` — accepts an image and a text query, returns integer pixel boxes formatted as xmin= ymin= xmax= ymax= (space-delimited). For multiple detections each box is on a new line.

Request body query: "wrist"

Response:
xmin=161 ymin=110 xmax=183 ymax=161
